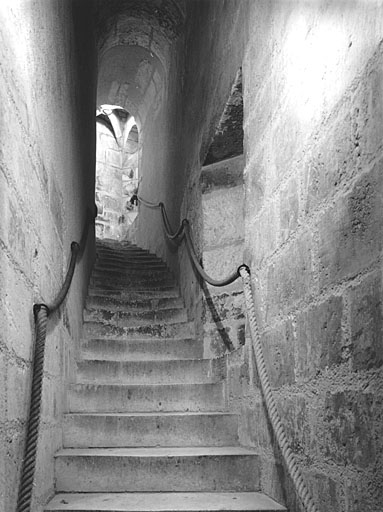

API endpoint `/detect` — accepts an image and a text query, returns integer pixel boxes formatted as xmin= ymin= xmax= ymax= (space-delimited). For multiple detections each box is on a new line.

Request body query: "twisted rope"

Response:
xmin=239 ymin=266 xmax=319 ymax=512
xmin=138 ymin=194 xmax=319 ymax=512
xmin=16 ymin=207 xmax=95 ymax=512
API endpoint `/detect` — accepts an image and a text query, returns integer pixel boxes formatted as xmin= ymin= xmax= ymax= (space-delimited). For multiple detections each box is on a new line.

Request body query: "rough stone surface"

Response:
xmin=0 ymin=1 xmax=96 ymax=510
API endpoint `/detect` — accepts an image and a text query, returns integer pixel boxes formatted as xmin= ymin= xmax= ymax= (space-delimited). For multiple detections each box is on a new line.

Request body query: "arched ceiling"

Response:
xmin=96 ymin=0 xmax=185 ymax=67
xmin=96 ymin=0 xmax=185 ymax=126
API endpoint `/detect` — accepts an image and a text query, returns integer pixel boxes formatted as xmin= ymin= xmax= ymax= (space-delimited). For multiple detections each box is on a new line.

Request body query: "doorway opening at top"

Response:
xmin=95 ymin=104 xmax=140 ymax=241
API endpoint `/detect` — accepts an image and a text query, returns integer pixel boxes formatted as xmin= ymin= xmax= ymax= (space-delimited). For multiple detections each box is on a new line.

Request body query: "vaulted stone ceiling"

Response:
xmin=96 ymin=0 xmax=185 ymax=126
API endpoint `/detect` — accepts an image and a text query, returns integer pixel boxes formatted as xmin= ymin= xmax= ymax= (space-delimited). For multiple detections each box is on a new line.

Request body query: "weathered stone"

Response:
xmin=349 ymin=271 xmax=383 ymax=370
xmin=201 ymin=156 xmax=244 ymax=193
xmin=295 ymin=296 xmax=343 ymax=381
xmin=321 ymin=391 xmax=375 ymax=468
xmin=279 ymin=176 xmax=299 ymax=243
xmin=262 ymin=321 xmax=295 ymax=388
xmin=318 ymin=160 xmax=383 ymax=290
xmin=265 ymin=230 xmax=314 ymax=320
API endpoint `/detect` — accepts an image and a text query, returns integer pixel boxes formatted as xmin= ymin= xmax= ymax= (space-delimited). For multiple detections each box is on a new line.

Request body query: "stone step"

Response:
xmin=83 ymin=320 xmax=195 ymax=340
xmin=87 ymin=285 xmax=179 ymax=298
xmin=75 ymin=358 xmax=223 ymax=385
xmin=80 ymin=337 xmax=203 ymax=361
xmin=54 ymin=447 xmax=261 ymax=493
xmin=63 ymin=412 xmax=239 ymax=448
xmin=92 ymin=267 xmax=171 ymax=279
xmin=85 ymin=295 xmax=184 ymax=312
xmin=68 ymin=382 xmax=225 ymax=413
xmin=96 ymin=245 xmax=151 ymax=254
xmin=96 ymin=251 xmax=164 ymax=262
xmin=83 ymin=307 xmax=188 ymax=328
xmin=89 ymin=277 xmax=176 ymax=290
xmin=95 ymin=257 xmax=169 ymax=268
xmin=45 ymin=492 xmax=286 ymax=511
xmin=87 ymin=288 xmax=180 ymax=300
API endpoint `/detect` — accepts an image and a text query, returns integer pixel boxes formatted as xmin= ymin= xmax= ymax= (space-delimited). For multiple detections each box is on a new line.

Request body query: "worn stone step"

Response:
xmin=87 ymin=286 xmax=179 ymax=298
xmin=75 ymin=358 xmax=223 ymax=385
xmin=45 ymin=491 xmax=286 ymax=512
xmin=96 ymin=251 xmax=164 ymax=262
xmin=83 ymin=320 xmax=195 ymax=340
xmin=85 ymin=295 xmax=184 ymax=312
xmin=92 ymin=268 xmax=171 ymax=279
xmin=89 ymin=277 xmax=176 ymax=290
xmin=96 ymin=244 xmax=151 ymax=253
xmin=68 ymin=382 xmax=225 ymax=413
xmin=80 ymin=337 xmax=203 ymax=361
xmin=54 ymin=447 xmax=261 ymax=493
xmin=87 ymin=288 xmax=180 ymax=300
xmin=63 ymin=412 xmax=239 ymax=448
xmin=95 ymin=257 xmax=169 ymax=268
xmin=83 ymin=307 xmax=188 ymax=328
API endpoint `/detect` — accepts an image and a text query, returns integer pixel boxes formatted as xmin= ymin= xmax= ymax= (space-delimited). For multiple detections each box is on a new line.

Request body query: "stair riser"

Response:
xmin=75 ymin=359 xmax=222 ymax=385
xmin=94 ymin=261 xmax=167 ymax=270
xmin=87 ymin=289 xmax=180 ymax=299
xmin=83 ymin=309 xmax=187 ymax=328
xmin=80 ymin=338 xmax=204 ymax=361
xmin=63 ymin=413 xmax=239 ymax=448
xmin=83 ymin=321 xmax=195 ymax=340
xmin=85 ymin=295 xmax=184 ymax=312
xmin=90 ymin=278 xmax=176 ymax=290
xmin=68 ymin=383 xmax=225 ymax=413
xmin=55 ymin=454 xmax=261 ymax=492
xmin=97 ymin=253 xmax=164 ymax=263
xmin=96 ymin=260 xmax=168 ymax=270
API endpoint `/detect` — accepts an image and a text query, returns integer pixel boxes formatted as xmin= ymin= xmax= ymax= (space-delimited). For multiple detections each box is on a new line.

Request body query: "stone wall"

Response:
xmin=173 ymin=2 xmax=383 ymax=511
xmin=0 ymin=1 xmax=96 ymax=510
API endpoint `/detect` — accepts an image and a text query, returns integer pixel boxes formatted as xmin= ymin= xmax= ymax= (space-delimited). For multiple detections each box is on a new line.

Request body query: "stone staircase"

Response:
xmin=45 ymin=240 xmax=286 ymax=512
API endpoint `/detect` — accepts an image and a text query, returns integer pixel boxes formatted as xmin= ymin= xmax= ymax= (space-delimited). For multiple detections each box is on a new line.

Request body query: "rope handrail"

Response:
xmin=138 ymin=194 xmax=318 ymax=512
xmin=16 ymin=205 xmax=96 ymax=512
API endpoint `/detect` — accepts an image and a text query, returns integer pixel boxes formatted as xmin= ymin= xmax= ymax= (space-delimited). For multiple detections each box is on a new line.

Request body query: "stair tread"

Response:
xmin=45 ymin=492 xmax=286 ymax=511
xmin=55 ymin=446 xmax=258 ymax=457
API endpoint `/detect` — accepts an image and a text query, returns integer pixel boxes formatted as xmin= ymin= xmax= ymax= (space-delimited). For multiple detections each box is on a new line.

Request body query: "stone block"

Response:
xmin=262 ymin=320 xmax=295 ymax=388
xmin=0 ymin=187 xmax=34 ymax=276
xmin=295 ymin=296 xmax=343 ymax=381
xmin=349 ymin=271 xmax=383 ymax=370
xmin=200 ymin=155 xmax=244 ymax=193
xmin=0 ymin=353 xmax=6 ymax=420
xmin=353 ymin=61 xmax=383 ymax=164
xmin=202 ymin=242 xmax=244 ymax=280
xmin=318 ymin=160 xmax=383 ymax=290
xmin=272 ymin=103 xmax=304 ymax=182
xmin=303 ymin=108 xmax=358 ymax=215
xmin=276 ymin=394 xmax=309 ymax=456
xmin=0 ymin=256 xmax=34 ymax=361
xmin=321 ymin=390 xmax=375 ymax=468
xmin=7 ymin=363 xmax=29 ymax=422
xmin=247 ymin=199 xmax=279 ymax=268
xmin=303 ymin=471 xmax=340 ymax=512
xmin=49 ymin=177 xmax=63 ymax=239
xmin=4 ymin=428 xmax=24 ymax=512
xmin=279 ymin=175 xmax=299 ymax=243
xmin=265 ymin=230 xmax=314 ymax=320
xmin=202 ymin=185 xmax=244 ymax=247
xmin=243 ymin=146 xmax=269 ymax=217
xmin=238 ymin=402 xmax=272 ymax=451
xmin=33 ymin=426 xmax=61 ymax=499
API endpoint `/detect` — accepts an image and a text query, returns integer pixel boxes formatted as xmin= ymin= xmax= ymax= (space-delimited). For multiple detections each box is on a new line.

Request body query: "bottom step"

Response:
xmin=45 ymin=492 xmax=286 ymax=511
